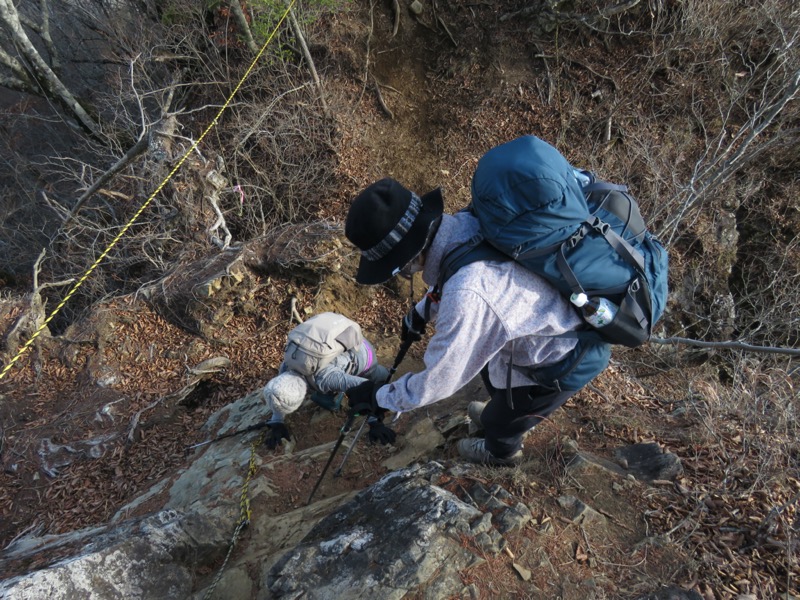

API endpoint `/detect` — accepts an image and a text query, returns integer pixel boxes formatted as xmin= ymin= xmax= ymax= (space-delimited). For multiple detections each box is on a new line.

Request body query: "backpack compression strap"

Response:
xmin=554 ymin=215 xmax=646 ymax=299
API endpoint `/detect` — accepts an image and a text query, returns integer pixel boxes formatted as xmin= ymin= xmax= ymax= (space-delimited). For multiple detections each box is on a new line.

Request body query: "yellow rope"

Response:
xmin=0 ymin=0 xmax=298 ymax=382
xmin=202 ymin=439 xmax=261 ymax=600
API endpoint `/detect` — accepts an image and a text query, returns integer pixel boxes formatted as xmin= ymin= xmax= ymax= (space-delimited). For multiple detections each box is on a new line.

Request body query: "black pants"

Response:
xmin=480 ymin=366 xmax=577 ymax=458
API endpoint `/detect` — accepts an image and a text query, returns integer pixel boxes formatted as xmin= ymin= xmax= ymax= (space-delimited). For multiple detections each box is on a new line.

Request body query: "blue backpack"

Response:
xmin=438 ymin=135 xmax=669 ymax=348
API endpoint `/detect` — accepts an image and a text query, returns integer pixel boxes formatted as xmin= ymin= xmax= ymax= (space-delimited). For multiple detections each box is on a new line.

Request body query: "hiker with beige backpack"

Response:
xmin=262 ymin=312 xmax=396 ymax=449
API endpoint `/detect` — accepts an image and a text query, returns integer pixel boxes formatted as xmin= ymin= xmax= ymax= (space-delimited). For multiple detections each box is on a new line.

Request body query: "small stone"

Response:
xmin=615 ymin=442 xmax=683 ymax=481
xmin=538 ymin=521 xmax=553 ymax=534
xmin=489 ymin=484 xmax=513 ymax=501
xmin=495 ymin=502 xmax=533 ymax=534
xmin=561 ymin=437 xmax=580 ymax=454
xmin=470 ymin=513 xmax=493 ymax=535
xmin=512 ymin=563 xmax=532 ymax=581
xmin=410 ymin=0 xmax=423 ymax=15
xmin=460 ymin=583 xmax=480 ymax=600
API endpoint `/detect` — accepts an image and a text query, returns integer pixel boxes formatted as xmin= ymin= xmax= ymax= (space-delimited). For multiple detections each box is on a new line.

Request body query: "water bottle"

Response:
xmin=570 ymin=293 xmax=617 ymax=328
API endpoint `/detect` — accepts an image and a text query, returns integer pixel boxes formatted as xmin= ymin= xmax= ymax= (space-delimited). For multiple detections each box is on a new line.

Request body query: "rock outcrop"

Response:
xmin=0 ymin=384 xmax=692 ymax=600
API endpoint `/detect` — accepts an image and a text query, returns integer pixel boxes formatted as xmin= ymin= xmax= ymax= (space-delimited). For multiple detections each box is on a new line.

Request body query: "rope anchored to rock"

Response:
xmin=202 ymin=439 xmax=260 ymax=600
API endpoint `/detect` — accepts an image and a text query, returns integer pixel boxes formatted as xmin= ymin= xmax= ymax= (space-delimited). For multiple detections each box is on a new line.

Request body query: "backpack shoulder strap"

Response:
xmin=436 ymin=234 xmax=511 ymax=291
xmin=582 ymin=180 xmax=628 ymax=194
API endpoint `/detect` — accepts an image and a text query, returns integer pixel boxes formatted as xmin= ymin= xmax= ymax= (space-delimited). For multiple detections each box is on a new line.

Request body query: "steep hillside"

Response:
xmin=0 ymin=1 xmax=798 ymax=598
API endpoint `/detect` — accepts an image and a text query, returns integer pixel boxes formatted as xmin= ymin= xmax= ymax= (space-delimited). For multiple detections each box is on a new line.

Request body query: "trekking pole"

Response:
xmin=332 ymin=337 xmax=414 ymax=478
xmin=186 ymin=420 xmax=272 ymax=451
xmin=333 ymin=418 xmax=369 ymax=478
xmin=307 ymin=412 xmax=357 ymax=505
xmin=307 ymin=337 xmax=415 ymax=503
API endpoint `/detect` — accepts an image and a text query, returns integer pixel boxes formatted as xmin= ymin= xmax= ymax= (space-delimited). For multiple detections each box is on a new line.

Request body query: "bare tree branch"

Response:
xmin=64 ymin=133 xmax=151 ymax=225
xmin=501 ymin=0 xmax=641 ymax=29
xmin=660 ymin=67 xmax=800 ymax=243
xmin=0 ymin=43 xmax=36 ymax=89
xmin=651 ymin=336 xmax=800 ymax=357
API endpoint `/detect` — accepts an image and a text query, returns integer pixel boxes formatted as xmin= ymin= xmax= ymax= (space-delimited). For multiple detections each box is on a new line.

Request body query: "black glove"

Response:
xmin=368 ymin=420 xmax=396 ymax=445
xmin=265 ymin=422 xmax=291 ymax=449
xmin=346 ymin=380 xmax=385 ymax=419
xmin=401 ymin=307 xmax=427 ymax=343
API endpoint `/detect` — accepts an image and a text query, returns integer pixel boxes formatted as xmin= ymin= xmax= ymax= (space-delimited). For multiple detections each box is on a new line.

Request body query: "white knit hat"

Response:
xmin=262 ymin=371 xmax=308 ymax=415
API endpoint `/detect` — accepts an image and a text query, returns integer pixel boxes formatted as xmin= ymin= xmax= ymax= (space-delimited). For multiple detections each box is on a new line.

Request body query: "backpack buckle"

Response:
xmin=590 ymin=217 xmax=610 ymax=236
xmin=568 ymin=228 xmax=586 ymax=249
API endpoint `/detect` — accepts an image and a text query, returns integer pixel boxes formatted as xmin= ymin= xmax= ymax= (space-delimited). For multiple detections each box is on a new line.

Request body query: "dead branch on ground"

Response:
xmin=373 ymin=76 xmax=394 ymax=119
xmin=290 ymin=296 xmax=304 ymax=325
xmin=500 ymin=0 xmax=642 ymax=33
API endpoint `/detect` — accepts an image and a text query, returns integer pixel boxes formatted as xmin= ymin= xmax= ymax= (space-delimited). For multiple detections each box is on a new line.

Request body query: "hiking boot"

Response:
xmin=457 ymin=438 xmax=522 ymax=466
xmin=467 ymin=401 xmax=487 ymax=435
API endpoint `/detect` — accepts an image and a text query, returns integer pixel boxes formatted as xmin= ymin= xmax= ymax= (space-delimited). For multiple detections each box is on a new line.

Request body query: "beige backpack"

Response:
xmin=283 ymin=313 xmax=363 ymax=380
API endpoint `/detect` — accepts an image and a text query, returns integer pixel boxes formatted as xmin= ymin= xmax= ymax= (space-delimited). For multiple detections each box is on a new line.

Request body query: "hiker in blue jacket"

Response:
xmin=262 ymin=332 xmax=394 ymax=449
xmin=343 ymin=177 xmax=611 ymax=466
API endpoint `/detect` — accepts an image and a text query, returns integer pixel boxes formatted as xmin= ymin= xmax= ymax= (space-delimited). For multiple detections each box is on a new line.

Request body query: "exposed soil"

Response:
xmin=0 ymin=2 xmax=797 ymax=599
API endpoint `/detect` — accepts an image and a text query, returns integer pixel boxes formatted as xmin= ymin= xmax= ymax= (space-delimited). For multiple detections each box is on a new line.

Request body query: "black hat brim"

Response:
xmin=354 ymin=188 xmax=444 ymax=285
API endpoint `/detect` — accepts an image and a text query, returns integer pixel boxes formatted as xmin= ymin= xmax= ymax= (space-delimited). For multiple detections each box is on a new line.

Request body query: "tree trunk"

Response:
xmin=228 ymin=1 xmax=258 ymax=54
xmin=0 ymin=0 xmax=101 ymax=136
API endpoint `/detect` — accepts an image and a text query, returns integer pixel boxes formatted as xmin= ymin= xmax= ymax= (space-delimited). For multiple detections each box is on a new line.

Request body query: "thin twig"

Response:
xmin=437 ymin=16 xmax=458 ymax=47
xmin=287 ymin=7 xmax=331 ymax=119
xmin=373 ymin=76 xmax=394 ymax=119
xmin=392 ymin=0 xmax=400 ymax=36
xmin=290 ymin=296 xmax=304 ymax=325
xmin=585 ymin=384 xmax=612 ymax=405
xmin=355 ymin=0 xmax=375 ymax=110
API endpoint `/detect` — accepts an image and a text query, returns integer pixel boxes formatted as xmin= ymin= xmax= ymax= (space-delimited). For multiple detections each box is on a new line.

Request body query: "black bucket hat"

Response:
xmin=345 ymin=178 xmax=444 ymax=284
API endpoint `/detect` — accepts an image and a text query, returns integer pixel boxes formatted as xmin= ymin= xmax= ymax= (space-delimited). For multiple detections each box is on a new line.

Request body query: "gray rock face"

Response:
xmin=0 ymin=509 xmax=232 ymax=600
xmin=266 ymin=462 xmax=486 ymax=599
